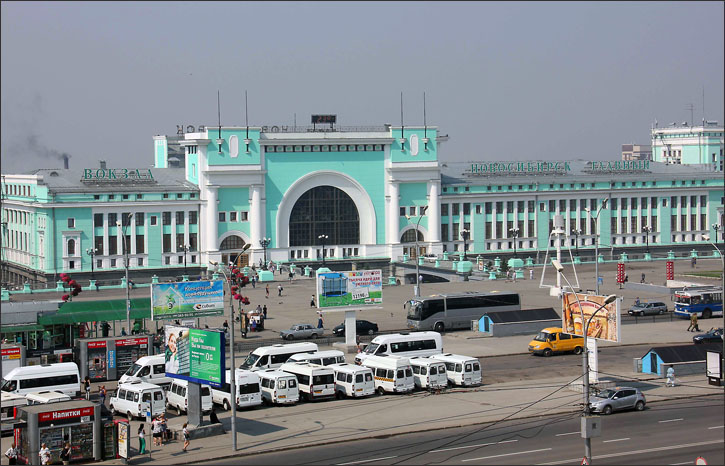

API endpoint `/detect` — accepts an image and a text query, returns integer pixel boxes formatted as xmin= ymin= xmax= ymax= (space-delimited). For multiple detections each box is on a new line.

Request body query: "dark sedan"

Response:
xmin=332 ymin=320 xmax=379 ymax=336
xmin=693 ymin=327 xmax=723 ymax=344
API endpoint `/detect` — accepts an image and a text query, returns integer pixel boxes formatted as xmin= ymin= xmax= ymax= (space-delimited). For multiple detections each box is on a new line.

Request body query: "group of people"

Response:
xmin=237 ymin=304 xmax=268 ymax=337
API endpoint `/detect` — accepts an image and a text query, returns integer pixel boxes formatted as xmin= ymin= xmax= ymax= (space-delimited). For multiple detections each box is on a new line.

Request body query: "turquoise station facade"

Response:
xmin=1 ymin=120 xmax=723 ymax=286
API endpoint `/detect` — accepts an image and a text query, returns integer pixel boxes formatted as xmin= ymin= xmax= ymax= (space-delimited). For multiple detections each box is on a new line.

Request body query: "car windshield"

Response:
xmin=0 ymin=379 xmax=15 ymax=392
xmin=364 ymin=343 xmax=379 ymax=354
xmin=405 ymin=301 xmax=421 ymax=320
xmin=126 ymin=363 xmax=142 ymax=376
xmin=240 ymin=353 xmax=260 ymax=369
xmin=533 ymin=332 xmax=550 ymax=342
xmin=597 ymin=389 xmax=616 ymax=399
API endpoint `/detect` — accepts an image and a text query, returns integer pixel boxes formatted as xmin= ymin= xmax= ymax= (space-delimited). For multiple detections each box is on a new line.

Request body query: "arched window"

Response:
xmin=67 ymin=238 xmax=76 ymax=256
xmin=289 ymin=186 xmax=359 ymax=247
xmin=401 ymin=229 xmax=424 ymax=243
xmin=219 ymin=235 xmax=248 ymax=267
xmin=220 ymin=235 xmax=246 ymax=250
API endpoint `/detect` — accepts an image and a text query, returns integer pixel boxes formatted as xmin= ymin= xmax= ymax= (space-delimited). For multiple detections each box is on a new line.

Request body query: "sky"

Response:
xmin=1 ymin=1 xmax=723 ymax=173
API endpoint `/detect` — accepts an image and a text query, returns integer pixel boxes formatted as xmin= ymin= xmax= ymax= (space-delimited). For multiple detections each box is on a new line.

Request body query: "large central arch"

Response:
xmin=276 ymin=171 xmax=376 ymax=248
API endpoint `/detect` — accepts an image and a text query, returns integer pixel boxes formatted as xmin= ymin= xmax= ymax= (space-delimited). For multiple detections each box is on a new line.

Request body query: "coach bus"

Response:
xmin=674 ymin=287 xmax=723 ymax=319
xmin=405 ymin=291 xmax=521 ymax=332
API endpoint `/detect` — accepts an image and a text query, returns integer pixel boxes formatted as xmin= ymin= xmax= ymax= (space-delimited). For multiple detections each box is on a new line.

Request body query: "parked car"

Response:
xmin=628 ymin=301 xmax=668 ymax=316
xmin=693 ymin=327 xmax=724 ymax=344
xmin=332 ymin=320 xmax=379 ymax=337
xmin=589 ymin=387 xmax=646 ymax=415
xmin=528 ymin=327 xmax=583 ymax=357
xmin=280 ymin=324 xmax=322 ymax=340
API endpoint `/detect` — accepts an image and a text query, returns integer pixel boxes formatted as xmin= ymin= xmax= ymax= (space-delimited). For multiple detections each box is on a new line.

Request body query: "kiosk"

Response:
xmin=74 ymin=336 xmax=152 ymax=382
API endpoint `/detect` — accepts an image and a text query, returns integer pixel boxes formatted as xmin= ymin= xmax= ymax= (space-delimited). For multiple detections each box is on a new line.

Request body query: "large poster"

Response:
xmin=150 ymin=280 xmax=224 ymax=320
xmin=164 ymin=325 xmax=225 ymax=388
xmin=316 ymin=270 xmax=383 ymax=308
xmin=562 ymin=292 xmax=621 ymax=342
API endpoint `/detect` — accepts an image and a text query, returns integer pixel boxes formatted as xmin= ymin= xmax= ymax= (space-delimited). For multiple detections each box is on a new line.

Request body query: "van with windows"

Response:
xmin=360 ymin=355 xmax=415 ymax=395
xmin=240 ymin=342 xmax=318 ymax=371
xmin=409 ymin=357 xmax=448 ymax=390
xmin=211 ymin=369 xmax=262 ymax=410
xmin=109 ymin=381 xmax=166 ymax=419
xmin=329 ymin=363 xmax=375 ymax=399
xmin=527 ymin=327 xmax=584 ymax=357
xmin=431 ymin=354 xmax=482 ymax=386
xmin=354 ymin=332 xmax=442 ymax=365
xmin=0 ymin=362 xmax=81 ymax=397
xmin=279 ymin=362 xmax=335 ymax=401
xmin=25 ymin=391 xmax=72 ymax=405
xmin=118 ymin=355 xmax=172 ymax=388
xmin=166 ymin=379 xmax=213 ymax=415
xmin=257 ymin=369 xmax=299 ymax=405
xmin=287 ymin=350 xmax=346 ymax=366
xmin=1 ymin=392 xmax=27 ymax=435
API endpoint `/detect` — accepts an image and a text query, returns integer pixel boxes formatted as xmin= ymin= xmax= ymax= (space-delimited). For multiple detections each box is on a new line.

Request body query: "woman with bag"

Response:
xmin=182 ymin=423 xmax=190 ymax=452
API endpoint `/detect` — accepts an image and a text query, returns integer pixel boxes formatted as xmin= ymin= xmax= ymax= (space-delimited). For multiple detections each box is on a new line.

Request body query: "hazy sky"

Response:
xmin=2 ymin=1 xmax=723 ymax=173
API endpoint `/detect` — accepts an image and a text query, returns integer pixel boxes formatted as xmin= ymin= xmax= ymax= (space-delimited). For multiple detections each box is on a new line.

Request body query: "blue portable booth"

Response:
xmin=478 ymin=307 xmax=560 ymax=337
xmin=641 ymin=343 xmax=720 ymax=375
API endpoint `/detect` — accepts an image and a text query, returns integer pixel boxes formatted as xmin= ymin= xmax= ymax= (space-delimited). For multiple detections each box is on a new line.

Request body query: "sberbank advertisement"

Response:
xmin=164 ymin=325 xmax=226 ymax=388
xmin=151 ymin=280 xmax=224 ymax=320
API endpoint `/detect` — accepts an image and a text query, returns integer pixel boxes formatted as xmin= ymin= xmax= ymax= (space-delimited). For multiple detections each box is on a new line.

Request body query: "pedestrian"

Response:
xmin=310 ymin=295 xmax=316 ymax=307
xmin=83 ymin=376 xmax=91 ymax=400
xmin=288 ymin=270 xmax=294 ymax=282
xmin=223 ymin=319 xmax=229 ymax=333
xmin=160 ymin=414 xmax=169 ymax=443
xmin=687 ymin=313 xmax=698 ymax=332
xmin=4 ymin=442 xmax=18 ymax=465
xmin=60 ymin=442 xmax=71 ymax=465
xmin=317 ymin=312 xmax=324 ymax=329
xmin=251 ymin=319 xmax=257 ymax=332
xmin=121 ymin=327 xmax=127 ymax=336
xmin=641 ymin=273 xmax=646 ymax=283
xmin=138 ymin=424 xmax=146 ymax=454
xmin=635 ymin=297 xmax=640 ymax=306
xmin=278 ymin=284 xmax=283 ymax=296
xmin=666 ymin=365 xmax=676 ymax=387
xmin=529 ymin=269 xmax=534 ymax=280
xmin=263 ymin=305 xmax=267 ymax=319
xmin=691 ymin=257 xmax=696 ymax=268
xmin=182 ymin=423 xmax=190 ymax=452
xmin=39 ymin=443 xmax=51 ymax=466
xmin=251 ymin=275 xmax=256 ymax=288
xmin=265 ymin=284 xmax=269 ymax=299
xmin=624 ymin=273 xmax=628 ymax=283
xmin=152 ymin=416 xmax=163 ymax=446
xmin=99 ymin=385 xmax=106 ymax=406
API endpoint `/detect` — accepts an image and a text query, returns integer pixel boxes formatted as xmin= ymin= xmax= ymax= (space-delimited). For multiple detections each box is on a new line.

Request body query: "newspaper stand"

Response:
xmin=74 ymin=335 xmax=151 ymax=382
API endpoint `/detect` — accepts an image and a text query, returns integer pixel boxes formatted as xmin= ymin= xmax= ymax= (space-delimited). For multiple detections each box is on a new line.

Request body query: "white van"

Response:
xmin=360 ymin=355 xmax=415 ymax=395
xmin=258 ymin=369 xmax=299 ymax=405
xmin=166 ymin=379 xmax=213 ymax=415
xmin=409 ymin=357 xmax=448 ymax=390
xmin=118 ymin=355 xmax=172 ymax=387
xmin=1 ymin=392 xmax=27 ymax=435
xmin=0 ymin=362 xmax=81 ymax=397
xmin=329 ymin=363 xmax=375 ymax=399
xmin=109 ymin=381 xmax=166 ymax=419
xmin=279 ymin=362 xmax=335 ymax=401
xmin=431 ymin=353 xmax=482 ymax=386
xmin=287 ymin=350 xmax=346 ymax=366
xmin=354 ymin=332 xmax=442 ymax=364
xmin=240 ymin=342 xmax=319 ymax=371
xmin=25 ymin=391 xmax=72 ymax=405
xmin=211 ymin=369 xmax=262 ymax=410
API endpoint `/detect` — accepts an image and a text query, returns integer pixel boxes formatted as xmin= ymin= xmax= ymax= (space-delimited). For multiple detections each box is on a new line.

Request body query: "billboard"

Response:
xmin=164 ymin=325 xmax=225 ymax=388
xmin=316 ymin=270 xmax=383 ymax=308
xmin=151 ymin=280 xmax=224 ymax=320
xmin=562 ymin=292 xmax=621 ymax=343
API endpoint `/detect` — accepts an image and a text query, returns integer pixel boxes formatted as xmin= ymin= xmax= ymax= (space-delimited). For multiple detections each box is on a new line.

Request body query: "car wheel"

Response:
xmin=368 ymin=329 xmax=374 ymax=335
xmin=310 ymin=333 xmax=318 ymax=339
xmin=285 ymin=334 xmax=294 ymax=341
xmin=542 ymin=348 xmax=553 ymax=357
xmin=702 ymin=309 xmax=712 ymax=319
xmin=574 ymin=346 xmax=583 ymax=355
xmin=176 ymin=405 xmax=182 ymax=416
xmin=635 ymin=401 xmax=645 ymax=411
xmin=602 ymin=405 xmax=613 ymax=415
xmin=223 ymin=399 xmax=231 ymax=411
xmin=127 ymin=411 xmax=134 ymax=420
xmin=110 ymin=405 xmax=117 ymax=416
xmin=638 ymin=311 xmax=645 ymax=317
xmin=434 ymin=322 xmax=445 ymax=333
xmin=377 ymin=387 xmax=385 ymax=396
xmin=658 ymin=309 xmax=664 ymax=315
xmin=336 ymin=390 xmax=345 ymax=400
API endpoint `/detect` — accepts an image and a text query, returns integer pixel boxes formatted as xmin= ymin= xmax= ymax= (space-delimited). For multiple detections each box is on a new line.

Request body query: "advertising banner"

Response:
xmin=562 ymin=292 xmax=621 ymax=342
xmin=150 ymin=280 xmax=224 ymax=320
xmin=117 ymin=422 xmax=128 ymax=459
xmin=164 ymin=325 xmax=225 ymax=388
xmin=316 ymin=270 xmax=383 ymax=309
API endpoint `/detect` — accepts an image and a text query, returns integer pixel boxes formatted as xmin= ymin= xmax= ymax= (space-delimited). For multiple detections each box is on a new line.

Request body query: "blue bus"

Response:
xmin=673 ymin=287 xmax=723 ymax=319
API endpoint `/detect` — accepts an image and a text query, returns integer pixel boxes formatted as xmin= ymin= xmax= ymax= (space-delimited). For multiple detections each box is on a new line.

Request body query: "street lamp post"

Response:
xmin=509 ymin=227 xmax=520 ymax=258
xmin=642 ymin=225 xmax=652 ymax=254
xmin=585 ymin=198 xmax=608 ymax=295
xmin=317 ymin=234 xmax=329 ymax=267
xmin=86 ymin=248 xmax=97 ymax=281
xmin=179 ymin=244 xmax=190 ymax=276
xmin=116 ymin=220 xmax=131 ymax=334
xmin=405 ymin=206 xmax=427 ymax=298
xmin=702 ymin=233 xmax=725 ymax=367
xmin=552 ymin=259 xmax=616 ymax=465
xmin=460 ymin=229 xmax=470 ymax=261
xmin=259 ymin=238 xmax=271 ymax=270
xmin=571 ymin=229 xmax=581 ymax=257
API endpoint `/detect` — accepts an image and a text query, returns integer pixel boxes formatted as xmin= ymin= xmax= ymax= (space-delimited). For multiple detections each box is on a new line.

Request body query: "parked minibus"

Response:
xmin=1 ymin=392 xmax=26 ymax=435
xmin=118 ymin=355 xmax=172 ymax=387
xmin=109 ymin=381 xmax=166 ymax=419
xmin=25 ymin=391 xmax=72 ymax=405
xmin=211 ymin=369 xmax=262 ymax=410
xmin=257 ymin=369 xmax=299 ymax=405
xmin=431 ymin=353 xmax=482 ymax=386
xmin=287 ymin=350 xmax=346 ymax=366
xmin=240 ymin=342 xmax=318 ymax=371
xmin=167 ymin=379 xmax=213 ymax=415
xmin=360 ymin=355 xmax=415 ymax=395
xmin=329 ymin=363 xmax=375 ymax=399
xmin=279 ymin=362 xmax=335 ymax=401
xmin=354 ymin=332 xmax=442 ymax=364
xmin=409 ymin=356 xmax=448 ymax=390
xmin=1 ymin=363 xmax=81 ymax=397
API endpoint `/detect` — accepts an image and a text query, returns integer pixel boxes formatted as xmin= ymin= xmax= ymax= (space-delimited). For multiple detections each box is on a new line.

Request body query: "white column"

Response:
xmin=130 ymin=214 xmax=137 ymax=255
xmin=388 ymin=182 xmax=400 ymax=244
xmin=491 ymin=202 xmax=498 ymax=239
xmin=427 ymin=181 xmax=441 ymax=242
xmin=206 ymin=187 xmax=219 ymax=252
xmin=250 ymin=185 xmax=263 ymax=248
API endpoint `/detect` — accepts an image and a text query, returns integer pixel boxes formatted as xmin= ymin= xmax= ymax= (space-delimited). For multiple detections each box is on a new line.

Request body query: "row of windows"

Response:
xmin=442 ymin=179 xmax=709 ymax=194
xmin=6 ymin=230 xmax=29 ymax=252
xmin=218 ymin=211 xmax=249 ymax=223
xmin=3 ymin=184 xmax=32 ymax=197
xmin=92 ymin=211 xmax=199 ymax=228
xmin=3 ymin=209 xmax=30 ymax=225
xmin=266 ymin=144 xmax=384 ymax=153
xmin=91 ymin=193 xmax=197 ymax=201
xmin=389 ymin=339 xmax=438 ymax=353
xmin=18 ymin=374 xmax=79 ymax=390
xmin=65 ymin=253 xmax=199 ymax=270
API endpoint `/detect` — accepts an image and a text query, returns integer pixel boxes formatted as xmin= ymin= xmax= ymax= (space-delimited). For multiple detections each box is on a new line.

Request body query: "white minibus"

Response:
xmin=1 ymin=363 xmax=81 ymax=397
xmin=409 ymin=357 xmax=448 ymax=390
xmin=257 ymin=370 xmax=299 ymax=405
xmin=1 ymin=392 xmax=26 ymax=435
xmin=279 ymin=362 xmax=335 ymax=401
xmin=109 ymin=381 xmax=166 ymax=419
xmin=287 ymin=350 xmax=346 ymax=366
xmin=360 ymin=355 xmax=415 ymax=395
xmin=118 ymin=355 xmax=172 ymax=387
xmin=354 ymin=332 xmax=442 ymax=365
xmin=329 ymin=363 xmax=375 ymax=399
xmin=25 ymin=391 xmax=72 ymax=405
xmin=211 ymin=369 xmax=262 ymax=410
xmin=166 ymin=379 xmax=213 ymax=415
xmin=240 ymin=342 xmax=318 ymax=371
xmin=431 ymin=353 xmax=482 ymax=386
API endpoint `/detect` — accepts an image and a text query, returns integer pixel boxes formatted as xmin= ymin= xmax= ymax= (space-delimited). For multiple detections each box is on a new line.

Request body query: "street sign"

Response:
xmin=581 ymin=457 xmax=589 ymax=465
xmin=695 ymin=457 xmax=708 ymax=465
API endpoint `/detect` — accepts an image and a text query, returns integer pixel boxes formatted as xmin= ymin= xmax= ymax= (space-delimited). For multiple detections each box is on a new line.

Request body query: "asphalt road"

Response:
xmin=210 ymin=395 xmax=724 ymax=465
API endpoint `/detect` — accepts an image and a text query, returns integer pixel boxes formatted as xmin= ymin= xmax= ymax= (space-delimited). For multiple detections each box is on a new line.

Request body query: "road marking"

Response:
xmin=669 ymin=461 xmax=692 ymax=465
xmin=537 ymin=439 xmax=724 ymax=465
xmin=462 ymin=448 xmax=552 ymax=462
xmin=555 ymin=431 xmax=579 ymax=437
xmin=708 ymin=425 xmax=724 ymax=429
xmin=658 ymin=418 xmax=684 ymax=423
xmin=337 ymin=456 xmax=398 ymax=465
xmin=602 ymin=438 xmax=630 ymax=443
xmin=430 ymin=439 xmax=517 ymax=453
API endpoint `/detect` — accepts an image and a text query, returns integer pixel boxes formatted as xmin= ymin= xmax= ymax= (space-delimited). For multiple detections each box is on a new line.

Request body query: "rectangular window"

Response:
xmin=700 ymin=195 xmax=707 ymax=206
xmin=110 ymin=258 xmax=117 ymax=267
xmin=189 ymin=211 xmax=197 ymax=224
xmin=135 ymin=212 xmax=144 ymax=226
xmin=463 ymin=203 xmax=470 ymax=215
xmin=631 ymin=217 xmax=637 ymax=232
xmin=651 ymin=216 xmax=657 ymax=231
xmin=484 ymin=203 xmax=491 ymax=215
xmin=453 ymin=224 xmax=460 ymax=240
xmin=165 ymin=256 xmax=170 ymax=265
xmin=621 ymin=198 xmax=628 ymax=210
xmin=441 ymin=225 xmax=449 ymax=242
xmin=409 ymin=206 xmax=417 ymax=216
xmin=230 ymin=211 xmax=238 ymax=222
xmin=136 ymin=235 xmax=144 ymax=254
xmin=691 ymin=214 xmax=696 ymax=231
xmin=399 ymin=207 xmax=406 ymax=217
xmin=496 ymin=221 xmax=502 ymax=237
xmin=671 ymin=196 xmax=677 ymax=208
xmin=671 ymin=216 xmax=677 ymax=230
xmin=137 ymin=257 xmax=144 ymax=266
xmin=218 ymin=212 xmax=226 ymax=222
xmin=176 ymin=233 xmax=184 ymax=251
xmin=108 ymin=236 xmax=117 ymax=254
xmin=548 ymin=200 xmax=555 ymax=212
xmin=122 ymin=194 xmax=129 ymax=200
xmin=240 ymin=211 xmax=248 ymax=222
xmin=176 ymin=211 xmax=185 ymax=224
xmin=189 ymin=233 xmax=197 ymax=251
xmin=453 ymin=204 xmax=460 ymax=216
xmin=440 ymin=204 xmax=448 ymax=216
xmin=569 ymin=199 xmax=576 ymax=210
xmin=621 ymin=217 xmax=627 ymax=233
xmin=611 ymin=198 xmax=618 ymax=210
xmin=67 ymin=218 xmax=75 ymax=228
xmin=162 ymin=212 xmax=171 ymax=225
xmin=485 ymin=222 xmax=492 ymax=238
xmin=540 ymin=203 xmax=545 ymax=212
xmin=642 ymin=197 xmax=648 ymax=209
xmin=559 ymin=200 xmax=566 ymax=212
xmin=150 ymin=215 xmax=157 ymax=226
xmin=163 ymin=234 xmax=171 ymax=253
xmin=611 ymin=217 xmax=618 ymax=234
xmin=475 ymin=205 xmax=482 ymax=214
xmin=94 ymin=214 xmax=103 ymax=227
xmin=528 ymin=219 xmax=535 ymax=235
xmin=700 ymin=213 xmax=706 ymax=230
xmin=95 ymin=236 xmax=104 ymax=252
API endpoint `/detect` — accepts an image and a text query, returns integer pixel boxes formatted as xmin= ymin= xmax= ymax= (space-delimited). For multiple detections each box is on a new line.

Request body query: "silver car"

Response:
xmin=628 ymin=301 xmax=668 ymax=316
xmin=280 ymin=323 xmax=321 ymax=341
xmin=589 ymin=387 xmax=646 ymax=415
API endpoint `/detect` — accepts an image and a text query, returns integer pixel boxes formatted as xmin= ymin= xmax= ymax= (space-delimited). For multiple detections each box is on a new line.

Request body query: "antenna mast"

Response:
xmin=400 ymin=92 xmax=405 ymax=150
xmin=217 ymin=91 xmax=222 ymax=153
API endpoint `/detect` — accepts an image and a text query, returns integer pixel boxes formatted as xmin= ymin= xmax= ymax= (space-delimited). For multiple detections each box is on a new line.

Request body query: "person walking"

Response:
xmin=138 ymin=424 xmax=146 ymax=454
xmin=39 ymin=443 xmax=51 ymax=466
xmin=99 ymin=385 xmax=106 ymax=406
xmin=288 ymin=270 xmax=294 ymax=282
xmin=182 ymin=423 xmax=190 ymax=452
xmin=262 ymin=305 xmax=267 ymax=319
xmin=310 ymin=295 xmax=316 ymax=307
xmin=152 ymin=416 xmax=163 ymax=446
xmin=687 ymin=313 xmax=698 ymax=332
xmin=691 ymin=257 xmax=697 ymax=268
xmin=265 ymin=284 xmax=269 ymax=299
xmin=278 ymin=284 xmax=283 ymax=296
xmin=641 ymin=273 xmax=646 ymax=283
xmin=4 ymin=442 xmax=18 ymax=465
xmin=529 ymin=269 xmax=534 ymax=280
xmin=223 ymin=319 xmax=229 ymax=333
xmin=317 ymin=312 xmax=324 ymax=329
xmin=635 ymin=297 xmax=641 ymax=306
xmin=60 ymin=442 xmax=71 ymax=465
xmin=666 ymin=365 xmax=676 ymax=387
xmin=83 ymin=376 xmax=91 ymax=400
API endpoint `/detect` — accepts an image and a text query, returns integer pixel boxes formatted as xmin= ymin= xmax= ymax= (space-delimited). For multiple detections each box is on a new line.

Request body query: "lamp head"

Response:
xmin=405 ymin=214 xmax=411 ymax=220
xmin=604 ymin=294 xmax=617 ymax=305
xmin=601 ymin=199 xmax=608 ymax=209
xmin=551 ymin=259 xmax=564 ymax=272
xmin=115 ymin=221 xmax=121 ymax=227
xmin=702 ymin=234 xmax=711 ymax=241
xmin=242 ymin=243 xmax=251 ymax=252
xmin=209 ymin=260 xmax=219 ymax=266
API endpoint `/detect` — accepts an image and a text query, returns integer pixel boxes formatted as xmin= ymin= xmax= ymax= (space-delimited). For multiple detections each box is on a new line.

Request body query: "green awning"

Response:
xmin=1 ymin=323 xmax=45 ymax=333
xmin=37 ymin=298 xmax=151 ymax=325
